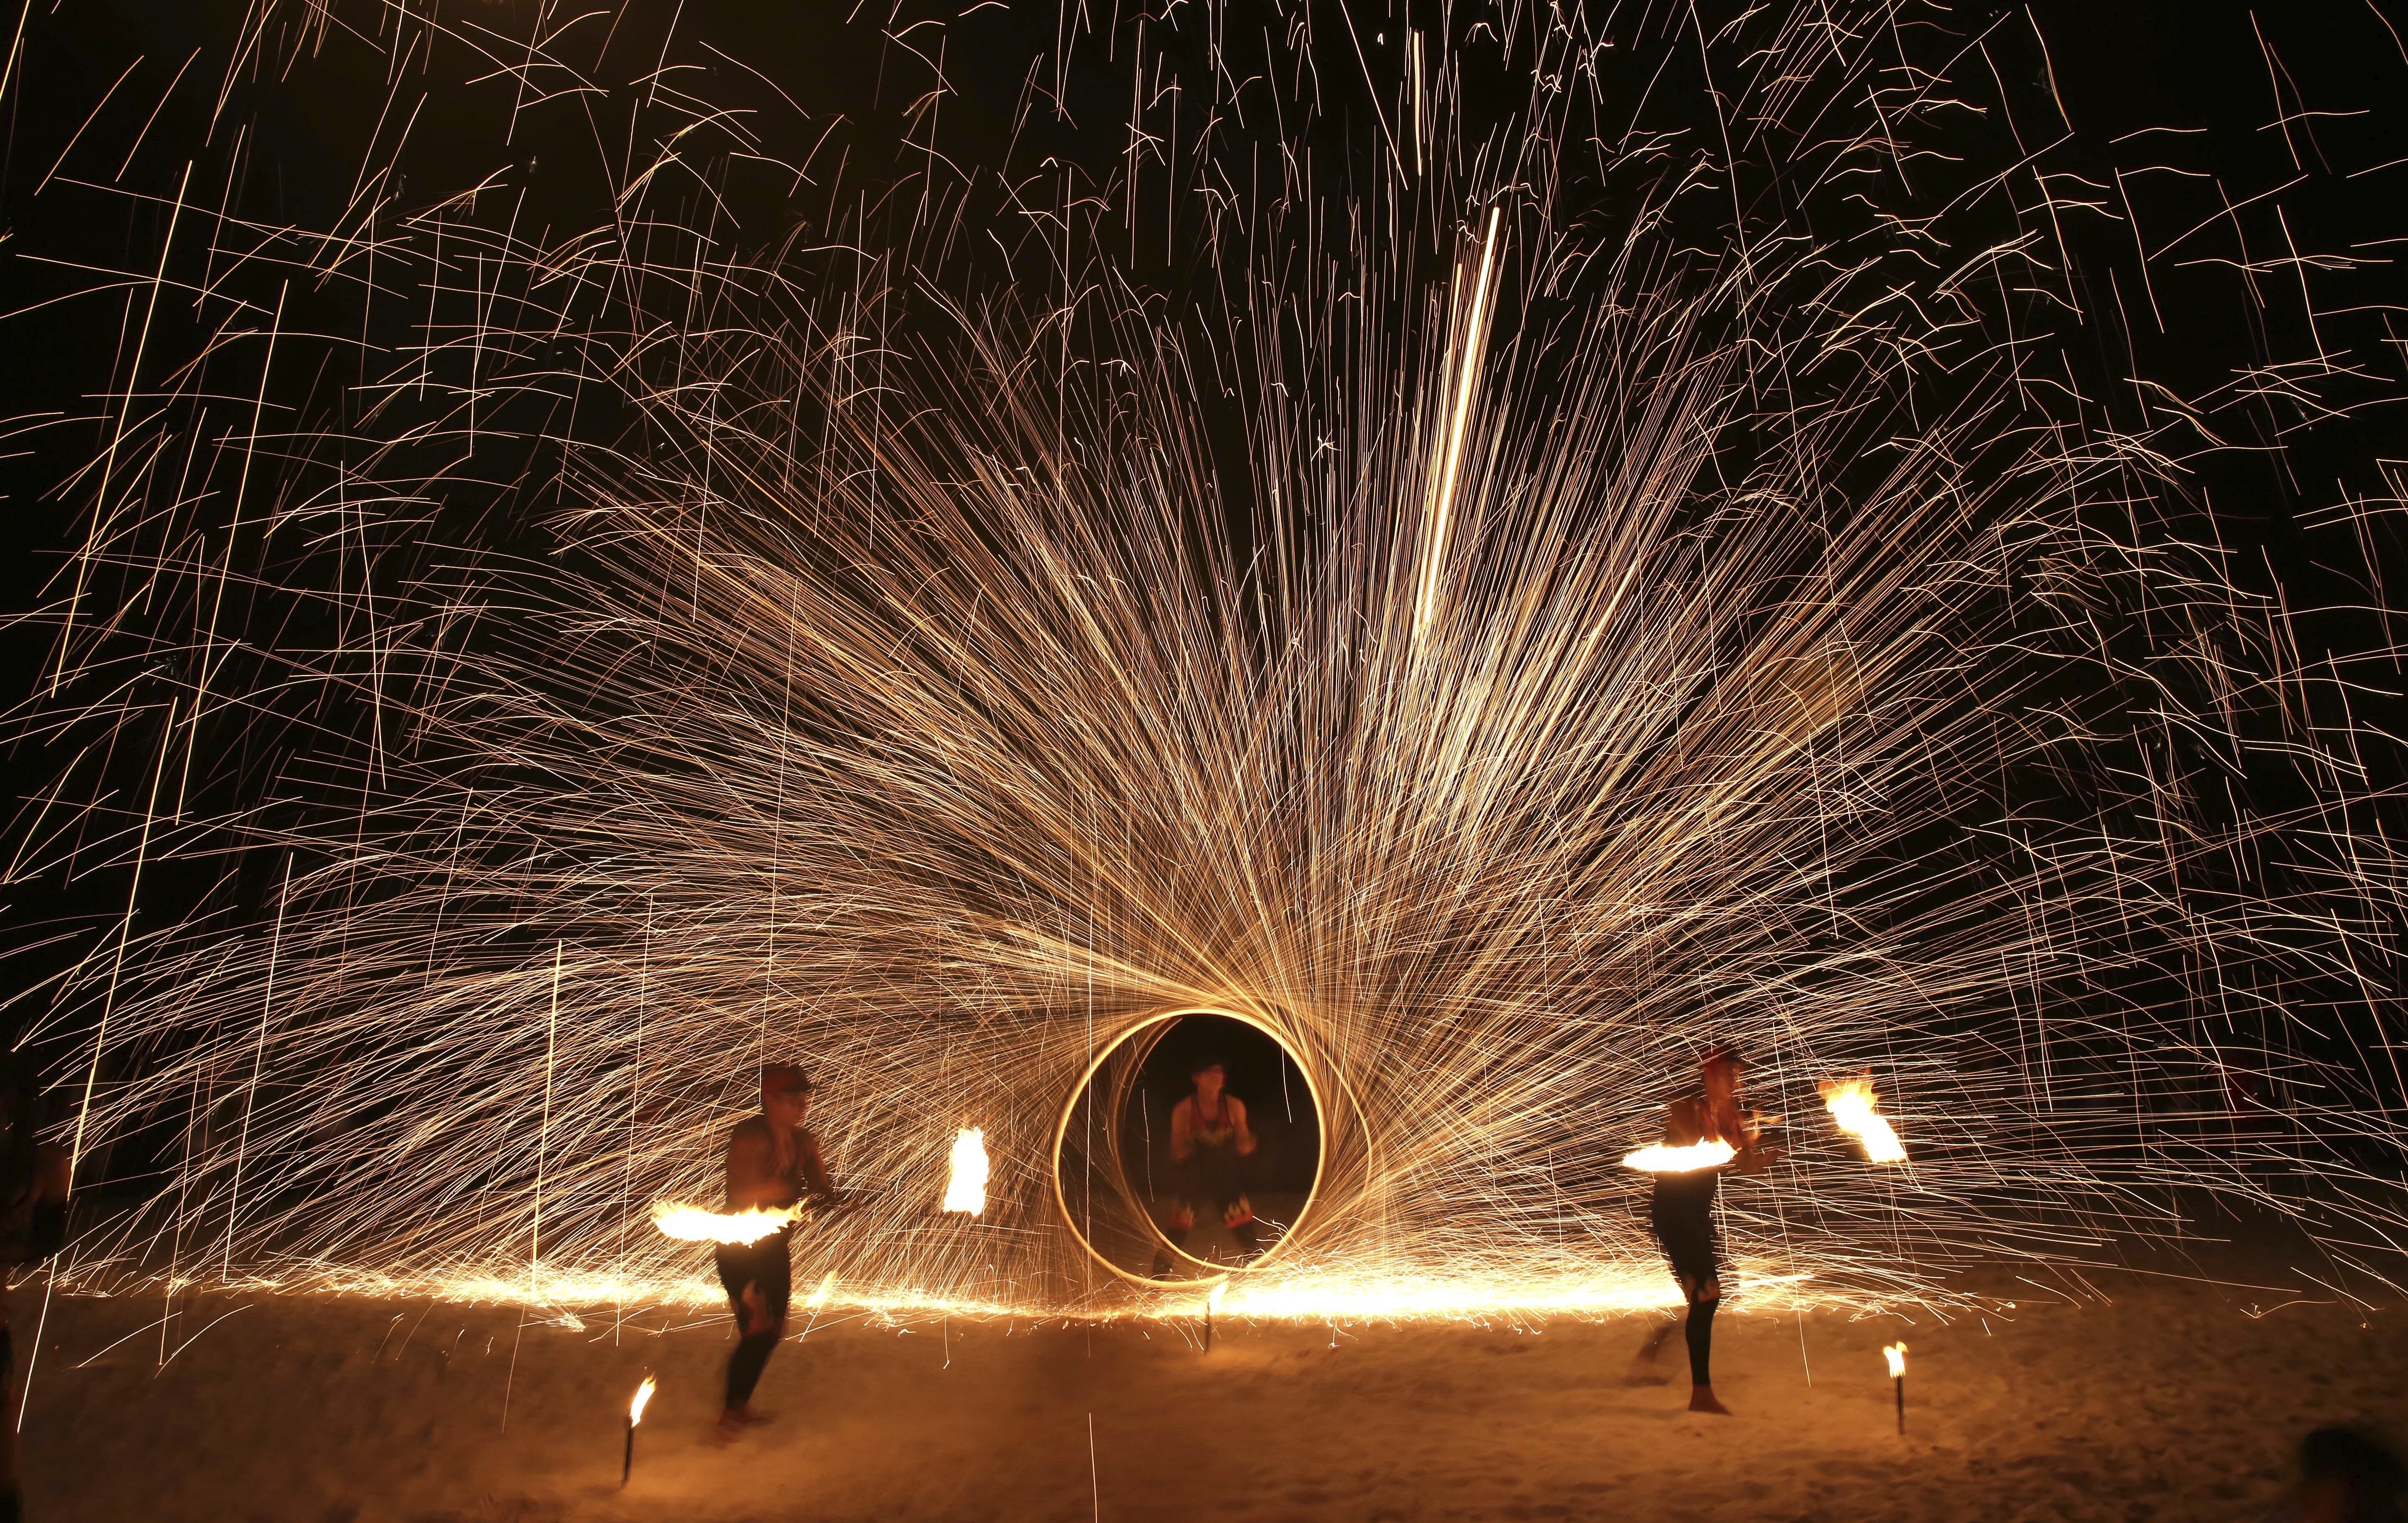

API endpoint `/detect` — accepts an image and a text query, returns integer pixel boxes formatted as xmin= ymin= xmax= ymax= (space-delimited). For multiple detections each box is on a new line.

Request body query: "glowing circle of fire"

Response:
xmin=1621 ymin=1141 xmax=1739 ymax=1174
xmin=650 ymin=1203 xmax=801 ymax=1246
xmin=942 ymin=1129 xmax=989 ymax=1216
xmin=1821 ymin=1079 xmax=1909 ymax=1164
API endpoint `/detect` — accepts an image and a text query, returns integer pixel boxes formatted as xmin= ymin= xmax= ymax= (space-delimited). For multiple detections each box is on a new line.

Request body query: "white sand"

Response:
xmin=15 ymin=1255 xmax=2403 ymax=1521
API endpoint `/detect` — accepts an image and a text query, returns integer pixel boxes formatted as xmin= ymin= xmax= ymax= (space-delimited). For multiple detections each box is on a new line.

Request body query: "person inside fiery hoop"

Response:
xmin=715 ymin=1063 xmax=844 ymax=1443
xmin=1152 ymin=1055 xmax=1260 ymax=1276
xmin=1630 ymin=1045 xmax=1780 ymax=1415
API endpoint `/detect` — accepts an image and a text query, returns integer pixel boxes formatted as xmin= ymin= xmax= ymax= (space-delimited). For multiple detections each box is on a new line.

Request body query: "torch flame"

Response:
xmin=942 ymin=1127 xmax=989 ymax=1215
xmin=1207 ymin=1282 xmax=1228 ymax=1313
xmin=650 ymin=1201 xmax=801 ymax=1244
xmin=806 ymin=1270 xmax=837 ymax=1310
xmin=1820 ymin=1077 xmax=1908 ymax=1163
xmin=1883 ymin=1342 xmax=1907 ymax=1378
xmin=629 ymin=1374 xmax=657 ymax=1425
xmin=1620 ymin=1140 xmax=1737 ymax=1173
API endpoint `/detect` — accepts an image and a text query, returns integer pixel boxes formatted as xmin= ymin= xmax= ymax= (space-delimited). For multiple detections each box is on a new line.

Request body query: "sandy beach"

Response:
xmin=14 ymin=1245 xmax=2402 ymax=1523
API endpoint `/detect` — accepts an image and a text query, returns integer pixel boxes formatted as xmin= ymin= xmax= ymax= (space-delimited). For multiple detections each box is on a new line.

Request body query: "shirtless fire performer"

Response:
xmin=1630 ymin=1045 xmax=1779 ymax=1415
xmin=715 ymin=1063 xmax=845 ymax=1441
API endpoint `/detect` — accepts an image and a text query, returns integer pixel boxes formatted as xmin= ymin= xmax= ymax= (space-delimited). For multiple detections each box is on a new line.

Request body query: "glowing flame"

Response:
xmin=942 ymin=1127 xmax=989 ymax=1215
xmin=1207 ymin=1282 xmax=1227 ymax=1313
xmin=1883 ymin=1342 xmax=1907 ymax=1378
xmin=806 ymin=1270 xmax=837 ymax=1310
xmin=1620 ymin=1140 xmax=1736 ymax=1173
xmin=649 ymin=1201 xmax=800 ymax=1244
xmin=628 ymin=1374 xmax=657 ymax=1425
xmin=1820 ymin=1078 xmax=1908 ymax=1163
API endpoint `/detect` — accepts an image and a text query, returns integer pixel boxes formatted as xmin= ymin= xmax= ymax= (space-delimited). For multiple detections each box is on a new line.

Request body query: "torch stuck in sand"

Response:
xmin=1883 ymin=1343 xmax=1907 ymax=1435
xmin=623 ymin=1374 xmax=657 ymax=1486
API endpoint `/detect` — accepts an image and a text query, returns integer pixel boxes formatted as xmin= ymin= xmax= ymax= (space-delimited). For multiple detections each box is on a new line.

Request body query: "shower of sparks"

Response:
xmin=1819 ymin=1080 xmax=1908 ymax=1165
xmin=649 ymin=1204 xmax=798 ymax=1247
xmin=942 ymin=1129 xmax=989 ymax=1217
xmin=0 ymin=0 xmax=2403 ymax=1323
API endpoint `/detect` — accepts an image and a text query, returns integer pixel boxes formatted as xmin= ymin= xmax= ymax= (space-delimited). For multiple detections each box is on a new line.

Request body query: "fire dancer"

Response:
xmin=1631 ymin=1045 xmax=1778 ymax=1416
xmin=1153 ymin=1056 xmax=1259 ymax=1276
xmin=715 ymin=1063 xmax=844 ymax=1441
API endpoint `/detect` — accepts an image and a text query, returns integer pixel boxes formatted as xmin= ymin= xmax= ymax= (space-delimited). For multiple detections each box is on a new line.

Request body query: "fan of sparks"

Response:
xmin=5 ymin=0 xmax=2404 ymax=1319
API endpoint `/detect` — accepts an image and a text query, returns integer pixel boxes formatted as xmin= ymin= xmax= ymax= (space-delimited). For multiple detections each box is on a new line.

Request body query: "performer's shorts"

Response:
xmin=1650 ymin=1173 xmax=1720 ymax=1286
xmin=714 ymin=1231 xmax=794 ymax=1324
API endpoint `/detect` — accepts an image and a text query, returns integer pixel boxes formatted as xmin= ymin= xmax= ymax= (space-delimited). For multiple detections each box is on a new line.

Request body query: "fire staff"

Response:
xmin=715 ymin=1063 xmax=845 ymax=1442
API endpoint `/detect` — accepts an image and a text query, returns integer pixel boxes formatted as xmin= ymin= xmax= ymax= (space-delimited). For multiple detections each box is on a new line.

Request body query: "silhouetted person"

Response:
xmin=1628 ymin=1045 xmax=1778 ymax=1416
xmin=715 ymin=1064 xmax=843 ymax=1443
xmin=0 ymin=1058 xmax=66 ymax=1523
xmin=1153 ymin=1056 xmax=1259 ymax=1276
xmin=2272 ymin=1427 xmax=2405 ymax=1523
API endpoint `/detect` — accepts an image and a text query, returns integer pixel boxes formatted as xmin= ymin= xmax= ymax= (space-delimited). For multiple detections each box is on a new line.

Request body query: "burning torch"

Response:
xmin=622 ymin=1374 xmax=656 ymax=1486
xmin=1883 ymin=1343 xmax=1907 ymax=1435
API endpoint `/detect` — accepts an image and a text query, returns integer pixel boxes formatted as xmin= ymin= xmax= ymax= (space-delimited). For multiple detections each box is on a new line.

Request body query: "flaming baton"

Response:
xmin=1620 ymin=1140 xmax=1737 ymax=1173
xmin=1821 ymin=1078 xmax=1908 ymax=1163
xmin=622 ymin=1374 xmax=656 ymax=1486
xmin=942 ymin=1128 xmax=988 ymax=1215
xmin=650 ymin=1201 xmax=802 ymax=1244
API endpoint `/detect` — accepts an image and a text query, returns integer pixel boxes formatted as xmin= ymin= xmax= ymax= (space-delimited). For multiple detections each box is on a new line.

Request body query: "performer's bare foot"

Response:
xmin=1687 ymin=1384 xmax=1733 ymax=1416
